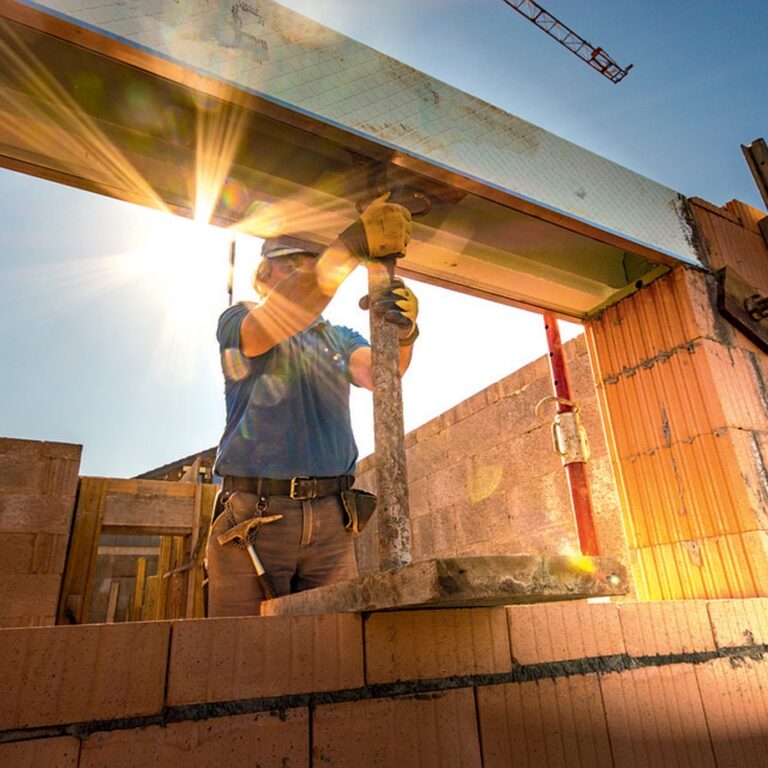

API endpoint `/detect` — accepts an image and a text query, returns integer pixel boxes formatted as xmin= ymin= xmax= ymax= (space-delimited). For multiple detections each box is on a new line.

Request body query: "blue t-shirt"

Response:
xmin=213 ymin=303 xmax=369 ymax=479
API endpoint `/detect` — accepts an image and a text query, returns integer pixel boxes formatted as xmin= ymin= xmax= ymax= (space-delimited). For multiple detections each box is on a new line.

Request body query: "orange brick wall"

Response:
xmin=587 ymin=199 xmax=768 ymax=600
xmin=2 ymin=599 xmax=768 ymax=767
xmin=354 ymin=334 xmax=627 ymax=574
xmin=0 ymin=438 xmax=82 ymax=627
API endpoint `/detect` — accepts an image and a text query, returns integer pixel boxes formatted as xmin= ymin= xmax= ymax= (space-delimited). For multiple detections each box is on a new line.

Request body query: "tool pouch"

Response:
xmin=340 ymin=489 xmax=377 ymax=534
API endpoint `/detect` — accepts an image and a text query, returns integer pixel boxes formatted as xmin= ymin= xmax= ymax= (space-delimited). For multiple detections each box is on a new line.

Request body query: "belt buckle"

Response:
xmin=289 ymin=476 xmax=314 ymax=500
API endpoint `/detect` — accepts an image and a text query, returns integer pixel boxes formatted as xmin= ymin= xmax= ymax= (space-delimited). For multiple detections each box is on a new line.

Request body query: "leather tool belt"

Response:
xmin=221 ymin=474 xmax=354 ymax=500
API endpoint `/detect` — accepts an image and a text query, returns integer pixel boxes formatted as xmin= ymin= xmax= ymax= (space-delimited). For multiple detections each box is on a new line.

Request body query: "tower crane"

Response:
xmin=500 ymin=0 xmax=633 ymax=83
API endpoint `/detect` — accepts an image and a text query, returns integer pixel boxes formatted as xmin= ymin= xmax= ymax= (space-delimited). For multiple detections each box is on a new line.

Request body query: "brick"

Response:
xmin=730 ymin=429 xmax=768 ymax=529
xmin=426 ymin=463 xmax=470 ymax=513
xmin=587 ymin=454 xmax=628 ymax=561
xmin=79 ymin=709 xmax=308 ymax=767
xmin=408 ymin=476 xmax=430 ymax=517
xmin=0 ymin=533 xmax=37 ymax=573
xmin=693 ymin=202 xmax=768 ymax=292
xmin=0 ymin=456 xmax=50 ymax=495
xmin=477 ymin=675 xmax=612 ymax=767
xmin=167 ymin=614 xmax=363 ymax=705
xmin=405 ymin=432 xmax=449 ymax=484
xmin=632 ymin=532 xmax=768 ymax=601
xmin=0 ymin=736 xmax=79 ymax=767
xmin=0 ymin=622 xmax=169 ymax=729
xmin=444 ymin=408 xmax=508 ymax=465
xmin=0 ymin=437 xmax=81 ymax=462
xmin=695 ymin=657 xmax=768 ymax=767
xmin=506 ymin=474 xmax=573 ymax=549
xmin=600 ymin=665 xmax=716 ymax=767
xmin=672 ymin=433 xmax=756 ymax=539
xmin=0 ymin=615 xmax=56 ymax=628
xmin=622 ymin=430 xmax=759 ymax=548
xmin=707 ymin=344 xmax=768 ymax=432
xmin=456 ymin=496 xmax=513 ymax=550
xmin=706 ymin=598 xmax=768 ymax=648
xmin=589 ymin=268 xmax=719 ymax=378
xmin=0 ymin=575 xmax=60 ymax=625
xmin=0 ymin=533 xmax=69 ymax=575
xmin=507 ymin=601 xmax=625 ymax=665
xmin=364 ymin=608 xmax=511 ymax=684
xmin=313 ymin=688 xmax=481 ymax=767
xmin=411 ymin=515 xmax=434 ymax=559
xmin=618 ymin=600 xmax=715 ymax=657
xmin=0 ymin=494 xmax=74 ymax=534
xmin=431 ymin=508 xmax=459 ymax=557
xmin=0 ymin=438 xmax=80 ymax=496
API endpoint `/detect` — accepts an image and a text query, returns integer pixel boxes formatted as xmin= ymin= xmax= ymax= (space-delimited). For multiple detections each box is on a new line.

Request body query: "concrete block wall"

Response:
xmin=2 ymin=598 xmax=768 ymax=766
xmin=354 ymin=334 xmax=627 ymax=574
xmin=0 ymin=438 xmax=82 ymax=627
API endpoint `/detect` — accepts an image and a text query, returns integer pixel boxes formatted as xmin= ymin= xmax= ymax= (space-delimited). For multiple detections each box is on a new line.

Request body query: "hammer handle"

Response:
xmin=246 ymin=544 xmax=278 ymax=600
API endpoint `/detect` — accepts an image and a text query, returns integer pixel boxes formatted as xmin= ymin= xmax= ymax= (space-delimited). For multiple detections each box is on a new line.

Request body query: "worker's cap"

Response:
xmin=261 ymin=235 xmax=324 ymax=259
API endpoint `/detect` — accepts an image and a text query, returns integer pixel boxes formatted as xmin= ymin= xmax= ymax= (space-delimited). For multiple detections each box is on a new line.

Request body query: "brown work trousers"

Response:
xmin=205 ymin=491 xmax=358 ymax=617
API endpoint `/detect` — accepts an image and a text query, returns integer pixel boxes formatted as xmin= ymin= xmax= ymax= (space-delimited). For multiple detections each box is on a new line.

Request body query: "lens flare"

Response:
xmin=0 ymin=20 xmax=170 ymax=215
xmin=467 ymin=463 xmax=503 ymax=503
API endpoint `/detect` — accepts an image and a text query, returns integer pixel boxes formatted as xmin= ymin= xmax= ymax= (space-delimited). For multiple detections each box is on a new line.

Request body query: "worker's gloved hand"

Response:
xmin=359 ymin=279 xmax=420 ymax=345
xmin=339 ymin=193 xmax=412 ymax=260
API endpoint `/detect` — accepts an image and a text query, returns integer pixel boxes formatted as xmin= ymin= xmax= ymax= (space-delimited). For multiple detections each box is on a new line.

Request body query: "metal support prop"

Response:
xmin=368 ymin=256 xmax=412 ymax=570
xmin=543 ymin=314 xmax=600 ymax=556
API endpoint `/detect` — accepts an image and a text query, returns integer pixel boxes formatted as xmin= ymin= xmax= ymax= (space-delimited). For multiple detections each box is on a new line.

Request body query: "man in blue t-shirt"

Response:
xmin=207 ymin=195 xmax=419 ymax=616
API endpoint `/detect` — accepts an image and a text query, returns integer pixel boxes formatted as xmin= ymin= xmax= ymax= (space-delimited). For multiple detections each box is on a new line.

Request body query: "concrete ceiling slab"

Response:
xmin=0 ymin=0 xmax=701 ymax=318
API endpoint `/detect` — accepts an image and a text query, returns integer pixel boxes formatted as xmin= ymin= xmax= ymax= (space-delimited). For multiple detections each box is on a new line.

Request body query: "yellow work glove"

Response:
xmin=359 ymin=279 xmax=420 ymax=345
xmin=339 ymin=193 xmax=412 ymax=260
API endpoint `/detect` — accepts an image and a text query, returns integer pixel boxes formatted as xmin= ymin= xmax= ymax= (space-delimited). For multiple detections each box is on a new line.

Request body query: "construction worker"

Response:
xmin=206 ymin=196 xmax=419 ymax=616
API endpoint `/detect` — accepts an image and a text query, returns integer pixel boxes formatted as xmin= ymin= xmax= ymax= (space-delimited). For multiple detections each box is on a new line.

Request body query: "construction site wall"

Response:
xmin=587 ymin=199 xmax=768 ymax=600
xmin=2 ymin=597 xmax=767 ymax=766
xmin=354 ymin=334 xmax=627 ymax=575
xmin=0 ymin=439 xmax=81 ymax=628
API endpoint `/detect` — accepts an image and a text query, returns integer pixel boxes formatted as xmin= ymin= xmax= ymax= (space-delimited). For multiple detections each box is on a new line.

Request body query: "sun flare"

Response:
xmin=123 ymin=210 xmax=233 ymax=317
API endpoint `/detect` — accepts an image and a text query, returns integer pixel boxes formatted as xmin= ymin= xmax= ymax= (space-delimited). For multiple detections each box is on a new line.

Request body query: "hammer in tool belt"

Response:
xmin=217 ymin=515 xmax=282 ymax=600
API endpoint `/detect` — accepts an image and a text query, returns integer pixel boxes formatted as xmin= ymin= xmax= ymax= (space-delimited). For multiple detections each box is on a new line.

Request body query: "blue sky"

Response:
xmin=0 ymin=0 xmax=766 ymax=477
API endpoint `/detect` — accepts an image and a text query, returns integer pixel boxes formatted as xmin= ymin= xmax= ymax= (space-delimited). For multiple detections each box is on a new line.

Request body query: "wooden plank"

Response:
xmin=104 ymin=478 xmax=198 ymax=498
xmin=105 ymin=581 xmax=120 ymax=623
xmin=143 ymin=575 xmax=159 ymax=621
xmin=191 ymin=484 xmax=217 ymax=619
xmin=56 ymin=477 xmax=108 ymax=625
xmin=97 ymin=545 xmax=160 ymax=557
xmin=261 ymin=555 xmax=629 ymax=617
xmin=130 ymin=557 xmax=147 ymax=622
xmin=155 ymin=537 xmax=173 ymax=620
xmin=168 ymin=536 xmax=187 ymax=620
xmin=101 ymin=492 xmax=196 ymax=534
xmin=183 ymin=481 xmax=203 ymax=618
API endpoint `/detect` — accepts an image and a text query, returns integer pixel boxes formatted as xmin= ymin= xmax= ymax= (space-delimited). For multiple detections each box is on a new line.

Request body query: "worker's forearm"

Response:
xmin=241 ymin=239 xmax=358 ymax=355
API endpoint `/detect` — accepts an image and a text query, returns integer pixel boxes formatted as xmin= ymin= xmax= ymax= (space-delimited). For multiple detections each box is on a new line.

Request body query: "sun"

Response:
xmin=122 ymin=208 xmax=234 ymax=320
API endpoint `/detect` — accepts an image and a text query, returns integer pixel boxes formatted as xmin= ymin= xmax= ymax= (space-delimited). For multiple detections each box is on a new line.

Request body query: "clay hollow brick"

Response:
xmin=0 ymin=621 xmax=169 ymax=731
xmin=364 ymin=608 xmax=511 ymax=685
xmin=167 ymin=613 xmax=364 ymax=705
